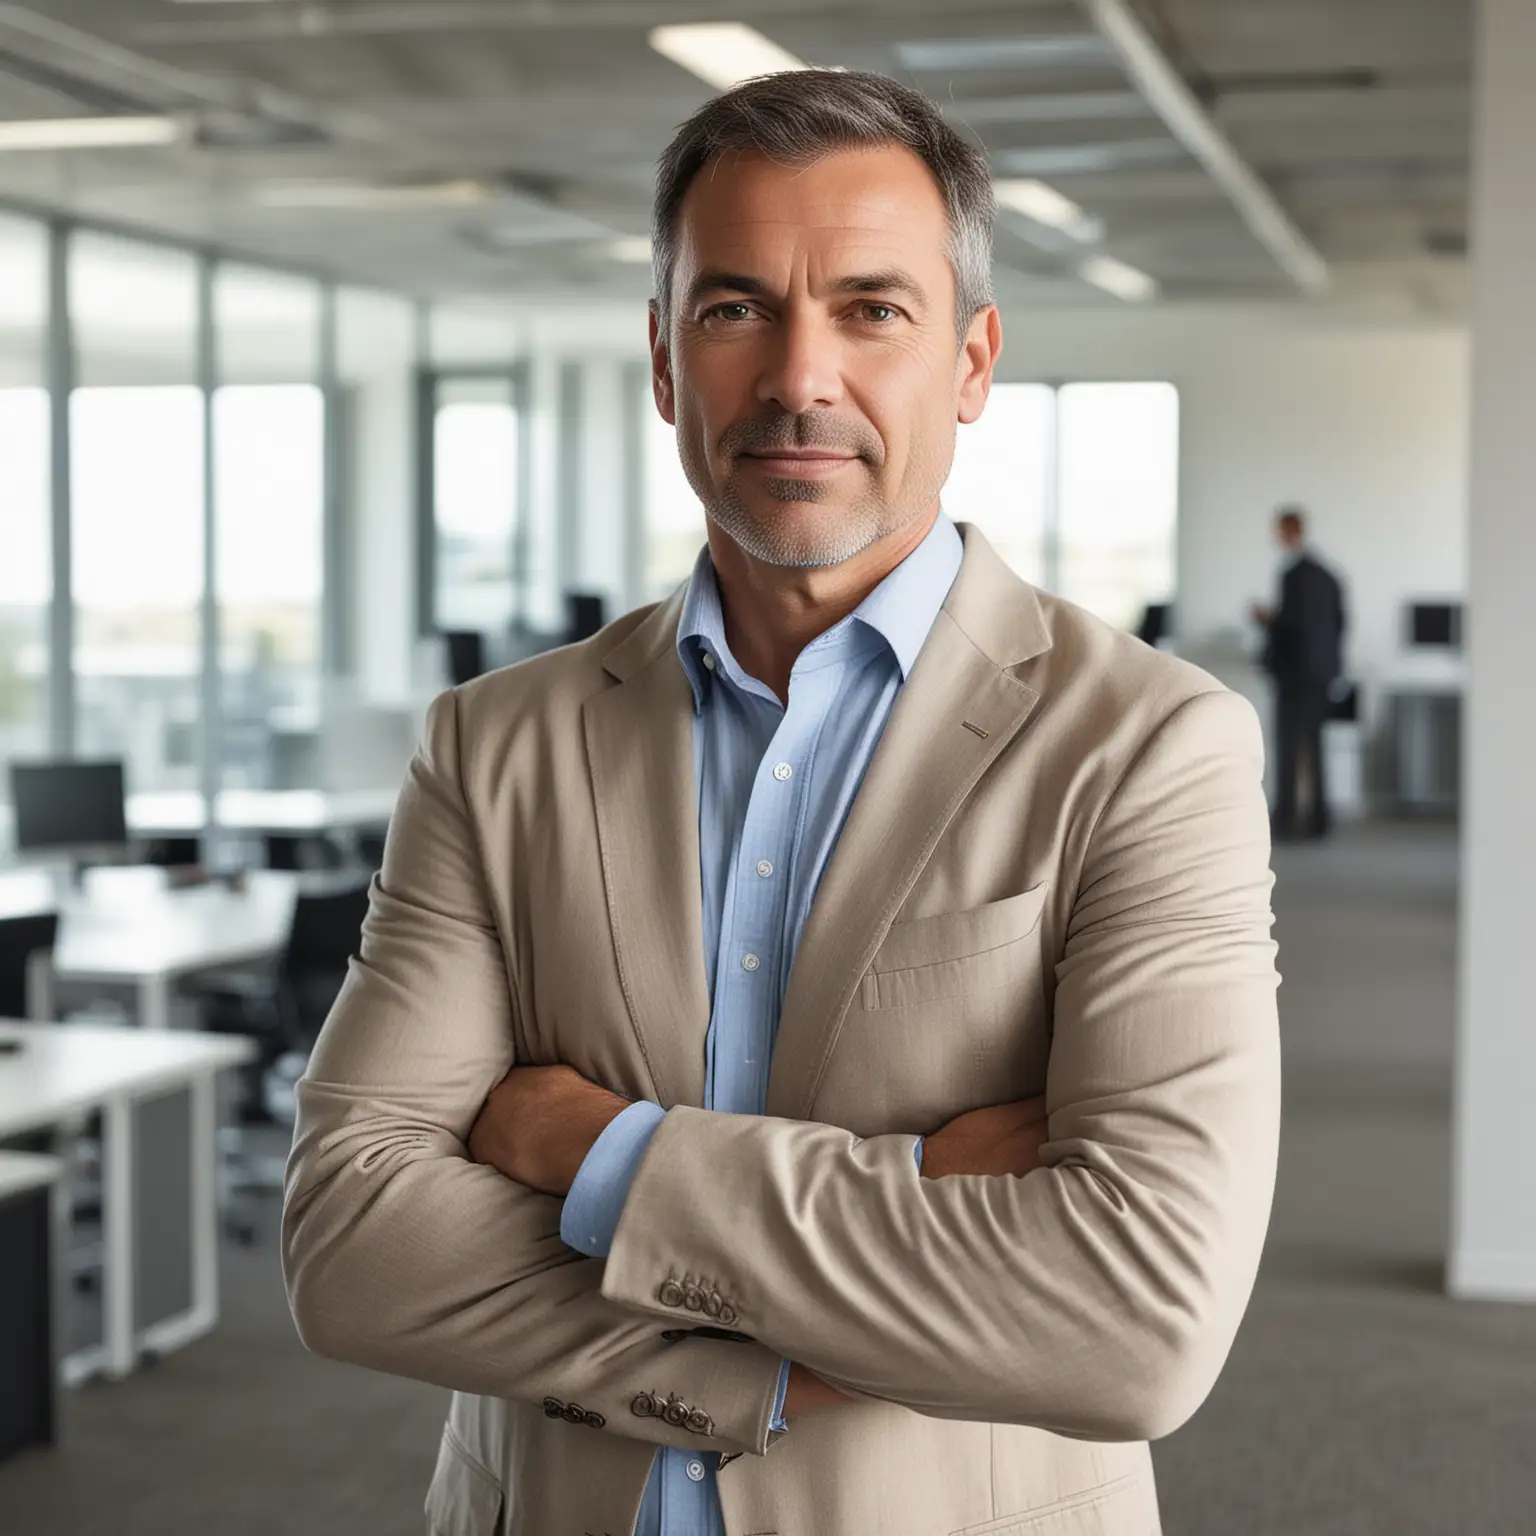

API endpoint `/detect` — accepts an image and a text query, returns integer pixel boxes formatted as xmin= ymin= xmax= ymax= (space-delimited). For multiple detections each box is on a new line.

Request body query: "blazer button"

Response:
xmin=703 ymin=1290 xmax=723 ymax=1318
xmin=631 ymin=1392 xmax=657 ymax=1419
xmin=717 ymin=1303 xmax=738 ymax=1327
xmin=562 ymin=1403 xmax=586 ymax=1425
xmin=686 ymin=1408 xmax=713 ymax=1436
xmin=584 ymin=1410 xmax=606 ymax=1430
xmin=662 ymin=1397 xmax=689 ymax=1427
xmin=542 ymin=1397 xmax=564 ymax=1418
xmin=658 ymin=1280 xmax=685 ymax=1308
xmin=682 ymin=1285 xmax=705 ymax=1312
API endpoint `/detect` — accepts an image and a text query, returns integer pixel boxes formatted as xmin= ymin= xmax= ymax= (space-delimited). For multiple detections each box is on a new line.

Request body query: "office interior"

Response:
xmin=0 ymin=1 xmax=1531 ymax=1532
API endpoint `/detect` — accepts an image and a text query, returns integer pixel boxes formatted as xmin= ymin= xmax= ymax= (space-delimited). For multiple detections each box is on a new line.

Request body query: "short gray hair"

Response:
xmin=652 ymin=69 xmax=996 ymax=339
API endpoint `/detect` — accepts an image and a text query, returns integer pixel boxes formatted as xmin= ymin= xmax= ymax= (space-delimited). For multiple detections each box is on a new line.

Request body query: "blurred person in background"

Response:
xmin=1252 ymin=506 xmax=1347 ymax=840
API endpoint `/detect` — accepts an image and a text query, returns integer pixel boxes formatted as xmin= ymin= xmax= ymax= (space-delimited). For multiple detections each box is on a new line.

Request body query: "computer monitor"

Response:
xmin=565 ymin=591 xmax=607 ymax=645
xmin=441 ymin=630 xmax=488 ymax=686
xmin=10 ymin=760 xmax=129 ymax=856
xmin=1407 ymin=602 xmax=1462 ymax=649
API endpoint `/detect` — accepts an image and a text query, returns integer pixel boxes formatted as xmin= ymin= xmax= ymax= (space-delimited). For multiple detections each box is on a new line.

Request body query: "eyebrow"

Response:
xmin=684 ymin=267 xmax=931 ymax=314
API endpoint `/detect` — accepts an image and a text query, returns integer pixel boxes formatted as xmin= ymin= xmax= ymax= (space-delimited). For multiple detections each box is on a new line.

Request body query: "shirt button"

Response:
xmin=755 ymin=859 xmax=773 ymax=878
xmin=772 ymin=761 xmax=793 ymax=782
xmin=741 ymin=953 xmax=760 ymax=973
xmin=702 ymin=653 xmax=716 ymax=671
xmin=686 ymin=1460 xmax=707 ymax=1483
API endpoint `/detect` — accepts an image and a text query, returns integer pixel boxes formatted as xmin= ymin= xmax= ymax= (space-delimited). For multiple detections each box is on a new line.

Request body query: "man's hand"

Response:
xmin=1251 ymin=601 xmax=1275 ymax=627
xmin=920 ymin=1094 xmax=1050 ymax=1181
xmin=467 ymin=1065 xmax=632 ymax=1197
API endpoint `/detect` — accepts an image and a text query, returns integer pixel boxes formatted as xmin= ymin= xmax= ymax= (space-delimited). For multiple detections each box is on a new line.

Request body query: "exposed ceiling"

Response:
xmin=0 ymin=0 xmax=1472 ymax=314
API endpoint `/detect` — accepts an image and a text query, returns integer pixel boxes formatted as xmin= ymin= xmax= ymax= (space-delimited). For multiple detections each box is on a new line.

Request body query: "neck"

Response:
xmin=708 ymin=506 xmax=939 ymax=703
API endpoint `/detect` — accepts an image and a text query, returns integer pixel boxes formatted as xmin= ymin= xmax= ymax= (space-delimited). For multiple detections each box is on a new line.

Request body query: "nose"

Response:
xmin=755 ymin=309 xmax=844 ymax=416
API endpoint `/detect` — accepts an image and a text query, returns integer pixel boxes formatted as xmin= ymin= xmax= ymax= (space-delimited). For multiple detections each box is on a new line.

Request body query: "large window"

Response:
xmin=70 ymin=234 xmax=204 ymax=793
xmin=0 ymin=215 xmax=49 ymax=793
xmin=945 ymin=381 xmax=1179 ymax=633
xmin=430 ymin=374 xmax=524 ymax=631
xmin=642 ymin=408 xmax=706 ymax=600
xmin=214 ymin=266 xmax=324 ymax=791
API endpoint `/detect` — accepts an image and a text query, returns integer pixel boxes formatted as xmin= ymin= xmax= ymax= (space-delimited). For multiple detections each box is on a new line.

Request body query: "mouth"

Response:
xmin=739 ymin=451 xmax=859 ymax=475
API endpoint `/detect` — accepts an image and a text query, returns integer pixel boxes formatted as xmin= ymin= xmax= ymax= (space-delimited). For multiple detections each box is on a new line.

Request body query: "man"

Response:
xmin=284 ymin=71 xmax=1280 ymax=1536
xmin=1252 ymin=507 xmax=1347 ymax=840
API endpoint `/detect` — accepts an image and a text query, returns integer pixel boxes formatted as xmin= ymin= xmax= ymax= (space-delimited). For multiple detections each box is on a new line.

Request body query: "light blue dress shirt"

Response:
xmin=560 ymin=514 xmax=963 ymax=1536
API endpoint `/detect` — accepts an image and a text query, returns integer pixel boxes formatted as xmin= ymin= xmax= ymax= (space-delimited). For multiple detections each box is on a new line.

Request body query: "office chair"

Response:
xmin=0 ymin=913 xmax=59 ymax=1022
xmin=197 ymin=879 xmax=371 ymax=1240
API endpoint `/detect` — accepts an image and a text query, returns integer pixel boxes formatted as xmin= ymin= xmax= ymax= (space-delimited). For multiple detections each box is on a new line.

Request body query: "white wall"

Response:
xmin=994 ymin=305 xmax=1470 ymax=694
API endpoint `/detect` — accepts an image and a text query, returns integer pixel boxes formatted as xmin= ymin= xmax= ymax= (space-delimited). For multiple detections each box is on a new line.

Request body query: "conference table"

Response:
xmin=0 ymin=865 xmax=301 ymax=1031
xmin=0 ymin=1022 xmax=257 ymax=1383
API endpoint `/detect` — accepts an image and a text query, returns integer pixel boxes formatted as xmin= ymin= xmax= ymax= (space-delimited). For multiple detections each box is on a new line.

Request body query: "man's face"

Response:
xmin=651 ymin=143 xmax=999 ymax=569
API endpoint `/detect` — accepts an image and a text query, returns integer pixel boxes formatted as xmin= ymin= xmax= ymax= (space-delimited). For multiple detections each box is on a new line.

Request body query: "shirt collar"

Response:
xmin=675 ymin=514 xmax=963 ymax=710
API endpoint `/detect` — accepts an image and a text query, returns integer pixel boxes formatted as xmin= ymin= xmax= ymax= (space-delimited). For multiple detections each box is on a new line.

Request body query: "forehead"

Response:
xmin=675 ymin=143 xmax=951 ymax=267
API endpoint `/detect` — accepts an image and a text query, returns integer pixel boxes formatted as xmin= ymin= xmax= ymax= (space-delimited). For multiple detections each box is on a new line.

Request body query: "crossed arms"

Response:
xmin=282 ymin=686 xmax=1280 ymax=1457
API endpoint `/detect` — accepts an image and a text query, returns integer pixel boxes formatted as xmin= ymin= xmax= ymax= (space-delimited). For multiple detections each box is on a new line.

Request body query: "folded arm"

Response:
xmin=281 ymin=692 xmax=786 ymax=1456
xmin=599 ymin=688 xmax=1281 ymax=1443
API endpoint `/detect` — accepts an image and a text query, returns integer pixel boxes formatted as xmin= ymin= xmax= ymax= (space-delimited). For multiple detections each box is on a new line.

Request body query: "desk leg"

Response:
xmin=139 ymin=974 xmax=172 ymax=1032
xmin=101 ymin=1095 xmax=137 ymax=1380
xmin=190 ymin=1070 xmax=218 ymax=1324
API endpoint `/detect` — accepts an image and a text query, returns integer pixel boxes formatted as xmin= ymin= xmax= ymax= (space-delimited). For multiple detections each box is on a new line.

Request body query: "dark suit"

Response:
xmin=1262 ymin=553 xmax=1346 ymax=836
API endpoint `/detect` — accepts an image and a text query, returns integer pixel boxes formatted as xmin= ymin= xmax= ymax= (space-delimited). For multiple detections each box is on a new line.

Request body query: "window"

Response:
xmin=945 ymin=381 xmax=1179 ymax=633
xmin=214 ymin=266 xmax=324 ymax=791
xmin=431 ymin=375 xmax=524 ymax=631
xmin=0 ymin=214 xmax=49 ymax=792
xmin=642 ymin=408 xmax=706 ymax=600
xmin=69 ymin=234 xmax=203 ymax=793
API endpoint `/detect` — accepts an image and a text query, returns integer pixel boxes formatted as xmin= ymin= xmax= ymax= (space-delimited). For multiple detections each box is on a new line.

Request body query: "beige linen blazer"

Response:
xmin=283 ymin=524 xmax=1280 ymax=1536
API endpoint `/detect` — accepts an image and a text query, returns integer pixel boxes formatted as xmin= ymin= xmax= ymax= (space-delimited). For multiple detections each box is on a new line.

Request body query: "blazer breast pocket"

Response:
xmin=861 ymin=885 xmax=1048 ymax=1011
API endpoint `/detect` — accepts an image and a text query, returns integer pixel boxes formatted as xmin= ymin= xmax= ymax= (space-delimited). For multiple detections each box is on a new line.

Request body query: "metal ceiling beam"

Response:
xmin=139 ymin=0 xmax=1065 ymax=46
xmin=1079 ymin=0 xmax=1329 ymax=292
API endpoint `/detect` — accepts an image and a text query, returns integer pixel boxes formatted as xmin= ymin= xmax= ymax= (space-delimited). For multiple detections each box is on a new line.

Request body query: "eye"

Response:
xmin=707 ymin=302 xmax=756 ymax=322
xmin=859 ymin=302 xmax=900 ymax=324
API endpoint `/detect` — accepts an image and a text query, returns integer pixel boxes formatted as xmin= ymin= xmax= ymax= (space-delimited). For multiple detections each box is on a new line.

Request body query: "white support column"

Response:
xmin=1449 ymin=0 xmax=1536 ymax=1303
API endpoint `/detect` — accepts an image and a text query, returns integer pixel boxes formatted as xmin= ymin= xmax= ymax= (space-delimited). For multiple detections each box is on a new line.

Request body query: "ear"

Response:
xmin=956 ymin=305 xmax=1003 ymax=426
xmin=649 ymin=305 xmax=677 ymax=426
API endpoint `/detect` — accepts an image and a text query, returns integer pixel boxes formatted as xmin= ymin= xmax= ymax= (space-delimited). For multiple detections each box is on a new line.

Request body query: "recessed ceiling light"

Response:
xmin=606 ymin=237 xmax=653 ymax=264
xmin=649 ymin=23 xmax=810 ymax=91
xmin=253 ymin=179 xmax=495 ymax=210
xmin=1078 ymin=254 xmax=1158 ymax=302
xmin=0 ymin=117 xmax=182 ymax=152
xmin=994 ymin=179 xmax=1103 ymax=244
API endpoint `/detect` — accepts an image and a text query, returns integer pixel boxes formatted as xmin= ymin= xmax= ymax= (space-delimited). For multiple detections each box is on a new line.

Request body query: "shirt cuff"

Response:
xmin=560 ymin=1100 xmax=667 ymax=1258
xmin=769 ymin=1357 xmax=792 ymax=1434
xmin=913 ymin=1135 xmax=924 ymax=1170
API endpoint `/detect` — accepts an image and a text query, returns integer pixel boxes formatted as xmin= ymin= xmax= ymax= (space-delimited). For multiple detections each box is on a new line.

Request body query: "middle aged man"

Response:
xmin=284 ymin=70 xmax=1280 ymax=1536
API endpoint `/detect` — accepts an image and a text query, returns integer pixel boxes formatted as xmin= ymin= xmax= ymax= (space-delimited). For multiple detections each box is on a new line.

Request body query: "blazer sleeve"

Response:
xmin=599 ymin=687 xmax=1281 ymax=1444
xmin=281 ymin=691 xmax=787 ymax=1457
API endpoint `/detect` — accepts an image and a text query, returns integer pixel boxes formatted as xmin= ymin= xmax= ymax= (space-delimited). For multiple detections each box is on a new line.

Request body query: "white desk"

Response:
xmin=0 ymin=866 xmax=298 ymax=1030
xmin=127 ymin=787 xmax=399 ymax=841
xmin=0 ymin=1022 xmax=256 ymax=1382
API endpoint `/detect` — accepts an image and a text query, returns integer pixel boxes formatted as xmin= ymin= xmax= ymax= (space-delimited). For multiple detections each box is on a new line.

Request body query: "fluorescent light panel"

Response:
xmin=649 ymin=23 xmax=810 ymax=91
xmin=254 ymin=179 xmax=494 ymax=210
xmin=0 ymin=117 xmax=181 ymax=151
xmin=1078 ymin=254 xmax=1158 ymax=302
xmin=606 ymin=237 xmax=653 ymax=264
xmin=994 ymin=179 xmax=1103 ymax=244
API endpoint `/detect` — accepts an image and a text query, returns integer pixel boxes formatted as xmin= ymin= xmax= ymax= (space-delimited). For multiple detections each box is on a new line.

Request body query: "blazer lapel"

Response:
xmin=766 ymin=527 xmax=1053 ymax=1119
xmin=583 ymin=594 xmax=712 ymax=1109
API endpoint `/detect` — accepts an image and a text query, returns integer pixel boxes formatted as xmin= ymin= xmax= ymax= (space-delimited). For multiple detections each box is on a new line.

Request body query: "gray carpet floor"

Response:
xmin=4 ymin=820 xmax=1533 ymax=1534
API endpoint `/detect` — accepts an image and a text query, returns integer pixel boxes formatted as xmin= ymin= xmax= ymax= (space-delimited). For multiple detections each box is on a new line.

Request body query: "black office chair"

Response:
xmin=0 ymin=913 xmax=59 ymax=1021
xmin=198 ymin=880 xmax=371 ymax=1240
